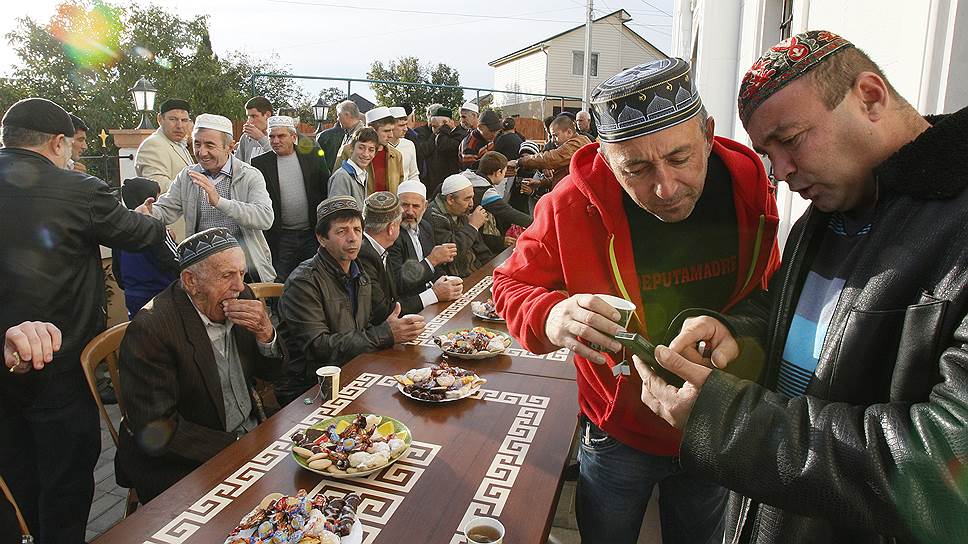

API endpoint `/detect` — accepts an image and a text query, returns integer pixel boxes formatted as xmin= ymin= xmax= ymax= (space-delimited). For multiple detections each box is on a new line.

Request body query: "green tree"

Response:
xmin=0 ymin=0 xmax=308 ymax=181
xmin=367 ymin=57 xmax=463 ymax=120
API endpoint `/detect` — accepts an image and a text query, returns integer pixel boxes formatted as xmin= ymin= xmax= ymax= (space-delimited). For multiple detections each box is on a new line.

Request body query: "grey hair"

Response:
xmin=336 ymin=100 xmax=361 ymax=119
xmin=0 ymin=125 xmax=56 ymax=148
xmin=179 ymin=259 xmax=211 ymax=290
xmin=364 ymin=212 xmax=402 ymax=235
xmin=426 ymin=103 xmax=443 ymax=119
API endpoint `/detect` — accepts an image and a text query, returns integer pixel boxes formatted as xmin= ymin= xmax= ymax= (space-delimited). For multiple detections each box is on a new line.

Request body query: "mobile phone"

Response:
xmin=612 ymin=332 xmax=685 ymax=388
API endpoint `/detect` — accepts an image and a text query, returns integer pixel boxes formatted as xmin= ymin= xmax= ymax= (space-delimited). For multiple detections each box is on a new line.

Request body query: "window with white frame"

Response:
xmin=572 ymin=51 xmax=599 ymax=77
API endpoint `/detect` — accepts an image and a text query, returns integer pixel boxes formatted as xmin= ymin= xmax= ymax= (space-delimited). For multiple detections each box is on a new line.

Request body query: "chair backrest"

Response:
xmin=249 ymin=282 xmax=284 ymax=303
xmin=80 ymin=321 xmax=130 ymax=448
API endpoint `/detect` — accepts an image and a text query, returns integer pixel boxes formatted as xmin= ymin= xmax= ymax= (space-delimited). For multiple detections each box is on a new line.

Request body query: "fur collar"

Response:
xmin=876 ymin=106 xmax=968 ymax=200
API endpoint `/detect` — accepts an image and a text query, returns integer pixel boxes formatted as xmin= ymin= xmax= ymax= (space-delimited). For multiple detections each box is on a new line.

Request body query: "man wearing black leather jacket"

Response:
xmin=634 ymin=31 xmax=968 ymax=544
xmin=0 ymin=98 xmax=164 ymax=543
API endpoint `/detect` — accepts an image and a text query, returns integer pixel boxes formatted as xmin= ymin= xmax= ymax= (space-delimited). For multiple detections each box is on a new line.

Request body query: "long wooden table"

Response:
xmin=95 ymin=249 xmax=579 ymax=544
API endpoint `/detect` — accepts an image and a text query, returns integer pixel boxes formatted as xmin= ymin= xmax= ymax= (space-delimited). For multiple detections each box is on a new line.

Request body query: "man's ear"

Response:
xmin=705 ymin=115 xmax=716 ymax=156
xmin=853 ymin=72 xmax=890 ymax=121
xmin=180 ymin=269 xmax=195 ymax=295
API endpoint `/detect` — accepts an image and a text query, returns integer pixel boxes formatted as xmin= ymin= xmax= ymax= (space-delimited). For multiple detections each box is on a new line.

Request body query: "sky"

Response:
xmin=0 ymin=0 xmax=675 ymax=103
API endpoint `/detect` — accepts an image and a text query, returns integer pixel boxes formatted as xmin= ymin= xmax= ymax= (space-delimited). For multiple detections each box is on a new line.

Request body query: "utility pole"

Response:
xmin=581 ymin=0 xmax=594 ymax=112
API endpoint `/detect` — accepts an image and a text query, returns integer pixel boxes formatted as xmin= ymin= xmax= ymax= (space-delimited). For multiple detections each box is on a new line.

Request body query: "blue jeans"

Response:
xmin=576 ymin=416 xmax=727 ymax=544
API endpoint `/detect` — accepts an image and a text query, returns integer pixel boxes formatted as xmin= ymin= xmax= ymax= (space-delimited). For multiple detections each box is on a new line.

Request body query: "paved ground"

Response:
xmin=86 ymin=408 xmax=661 ymax=543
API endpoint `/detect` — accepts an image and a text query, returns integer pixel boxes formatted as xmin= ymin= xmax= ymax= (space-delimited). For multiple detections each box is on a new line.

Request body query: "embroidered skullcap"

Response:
xmin=1 ymin=98 xmax=74 ymax=136
xmin=158 ymin=98 xmax=191 ymax=115
xmin=193 ymin=113 xmax=234 ymax=136
xmin=364 ymin=191 xmax=401 ymax=225
xmin=479 ymin=110 xmax=501 ymax=131
xmin=365 ymin=106 xmax=393 ymax=125
xmin=440 ymin=173 xmax=472 ymax=195
xmin=316 ymin=195 xmax=362 ymax=223
xmin=460 ymin=102 xmax=479 ymax=114
xmin=388 ymin=106 xmax=407 ymax=119
xmin=436 ymin=107 xmax=453 ymax=119
xmin=738 ymin=30 xmax=853 ymax=125
xmin=519 ymin=140 xmax=540 ymax=155
xmin=177 ymin=227 xmax=240 ymax=270
xmin=267 ymin=115 xmax=297 ymax=133
xmin=397 ymin=179 xmax=427 ymax=199
xmin=590 ymin=58 xmax=702 ymax=143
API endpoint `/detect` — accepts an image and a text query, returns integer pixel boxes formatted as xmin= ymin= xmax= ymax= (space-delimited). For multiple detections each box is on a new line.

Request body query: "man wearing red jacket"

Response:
xmin=492 ymin=58 xmax=781 ymax=543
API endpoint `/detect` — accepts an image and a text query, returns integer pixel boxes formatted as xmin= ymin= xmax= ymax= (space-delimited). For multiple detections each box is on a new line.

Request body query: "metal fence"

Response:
xmin=247 ymin=73 xmax=583 ymax=114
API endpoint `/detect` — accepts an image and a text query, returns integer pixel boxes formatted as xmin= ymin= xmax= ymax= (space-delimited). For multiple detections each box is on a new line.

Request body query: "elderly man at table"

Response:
xmin=388 ymin=180 xmax=461 ymax=301
xmin=428 ymin=173 xmax=492 ymax=278
xmin=274 ymin=196 xmax=426 ymax=406
xmin=116 ymin=228 xmax=281 ymax=504
xmin=140 ymin=113 xmax=277 ymax=282
xmin=492 ymin=58 xmax=781 ymax=544
xmin=252 ymin=115 xmax=330 ymax=282
xmin=360 ymin=191 xmax=462 ymax=320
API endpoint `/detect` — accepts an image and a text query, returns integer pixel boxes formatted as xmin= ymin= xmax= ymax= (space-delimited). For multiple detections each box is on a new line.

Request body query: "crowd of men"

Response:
xmin=2 ymin=28 xmax=968 ymax=544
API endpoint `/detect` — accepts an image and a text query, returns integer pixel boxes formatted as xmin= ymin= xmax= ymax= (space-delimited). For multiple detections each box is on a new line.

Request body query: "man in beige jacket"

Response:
xmin=135 ymin=98 xmax=194 ymax=240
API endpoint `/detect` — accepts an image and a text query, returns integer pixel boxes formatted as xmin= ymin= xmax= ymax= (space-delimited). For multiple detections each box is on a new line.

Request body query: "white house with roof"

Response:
xmin=489 ymin=9 xmax=668 ymax=119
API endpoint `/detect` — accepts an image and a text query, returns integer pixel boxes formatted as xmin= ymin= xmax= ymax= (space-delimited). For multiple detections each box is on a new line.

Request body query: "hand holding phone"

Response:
xmin=613 ymin=332 xmax=685 ymax=388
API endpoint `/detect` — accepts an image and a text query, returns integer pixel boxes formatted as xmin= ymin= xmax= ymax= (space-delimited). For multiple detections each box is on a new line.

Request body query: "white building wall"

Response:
xmin=545 ymin=16 xmax=666 ymax=99
xmin=492 ymin=50 xmax=548 ymax=107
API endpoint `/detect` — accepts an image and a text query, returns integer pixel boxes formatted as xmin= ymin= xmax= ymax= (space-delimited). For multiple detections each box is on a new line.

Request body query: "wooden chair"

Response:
xmin=79 ymin=321 xmax=139 ymax=517
xmin=248 ymin=281 xmax=284 ymax=303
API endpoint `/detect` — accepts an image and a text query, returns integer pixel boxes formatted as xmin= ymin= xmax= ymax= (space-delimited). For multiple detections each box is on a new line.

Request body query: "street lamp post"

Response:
xmin=128 ymin=77 xmax=157 ymax=130
xmin=312 ymin=97 xmax=330 ymax=134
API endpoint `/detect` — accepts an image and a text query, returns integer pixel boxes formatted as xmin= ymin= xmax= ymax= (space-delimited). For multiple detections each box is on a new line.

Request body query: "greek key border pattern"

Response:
xmin=142 ymin=373 xmax=440 ymax=544
xmin=449 ymin=405 xmax=547 ymax=543
xmin=373 ymin=376 xmax=551 ymax=543
xmin=407 ymin=275 xmax=572 ymax=362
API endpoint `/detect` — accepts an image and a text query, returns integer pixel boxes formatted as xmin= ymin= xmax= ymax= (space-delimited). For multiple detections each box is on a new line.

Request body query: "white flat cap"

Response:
xmin=441 ymin=173 xmax=472 ymax=195
xmin=460 ymin=102 xmax=479 ymax=114
xmin=267 ymin=115 xmax=297 ymax=132
xmin=397 ymin=179 xmax=427 ymax=198
xmin=366 ymin=106 xmax=393 ymax=125
xmin=388 ymin=106 xmax=407 ymax=119
xmin=193 ymin=113 xmax=234 ymax=136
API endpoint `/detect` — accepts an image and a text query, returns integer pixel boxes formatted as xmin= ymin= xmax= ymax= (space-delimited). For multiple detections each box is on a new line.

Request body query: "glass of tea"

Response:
xmin=464 ymin=516 xmax=505 ymax=544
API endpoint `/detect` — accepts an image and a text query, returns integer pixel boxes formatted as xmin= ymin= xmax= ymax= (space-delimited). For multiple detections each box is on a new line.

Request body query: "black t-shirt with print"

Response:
xmin=623 ymin=152 xmax=739 ymax=339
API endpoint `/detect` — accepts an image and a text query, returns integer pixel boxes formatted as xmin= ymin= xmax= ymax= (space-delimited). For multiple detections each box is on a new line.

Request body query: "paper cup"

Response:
xmin=594 ymin=294 xmax=635 ymax=327
xmin=589 ymin=294 xmax=636 ymax=351
xmin=465 ymin=516 xmax=505 ymax=544
xmin=315 ymin=366 xmax=341 ymax=403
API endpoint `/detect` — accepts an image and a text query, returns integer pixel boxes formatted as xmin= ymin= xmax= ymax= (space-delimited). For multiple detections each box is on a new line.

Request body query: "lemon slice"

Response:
xmin=394 ymin=429 xmax=409 ymax=441
xmin=334 ymin=420 xmax=350 ymax=434
xmin=375 ymin=421 xmax=395 ymax=439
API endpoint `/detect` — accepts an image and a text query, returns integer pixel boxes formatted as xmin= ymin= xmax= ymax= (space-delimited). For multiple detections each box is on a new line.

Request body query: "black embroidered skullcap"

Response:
xmin=177 ymin=227 xmax=240 ymax=270
xmin=1 ymin=98 xmax=74 ymax=136
xmin=159 ymin=98 xmax=191 ymax=115
xmin=738 ymin=30 xmax=853 ymax=125
xmin=364 ymin=191 xmax=401 ymax=225
xmin=590 ymin=58 xmax=702 ymax=143
xmin=316 ymin=195 xmax=362 ymax=223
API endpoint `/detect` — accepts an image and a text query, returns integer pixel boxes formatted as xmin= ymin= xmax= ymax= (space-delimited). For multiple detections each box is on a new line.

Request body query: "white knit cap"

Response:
xmin=460 ymin=102 xmax=479 ymax=114
xmin=397 ymin=179 xmax=427 ymax=198
xmin=440 ymin=173 xmax=472 ymax=195
xmin=388 ymin=106 xmax=407 ymax=119
xmin=365 ymin=106 xmax=393 ymax=125
xmin=193 ymin=113 xmax=234 ymax=136
xmin=266 ymin=115 xmax=297 ymax=133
